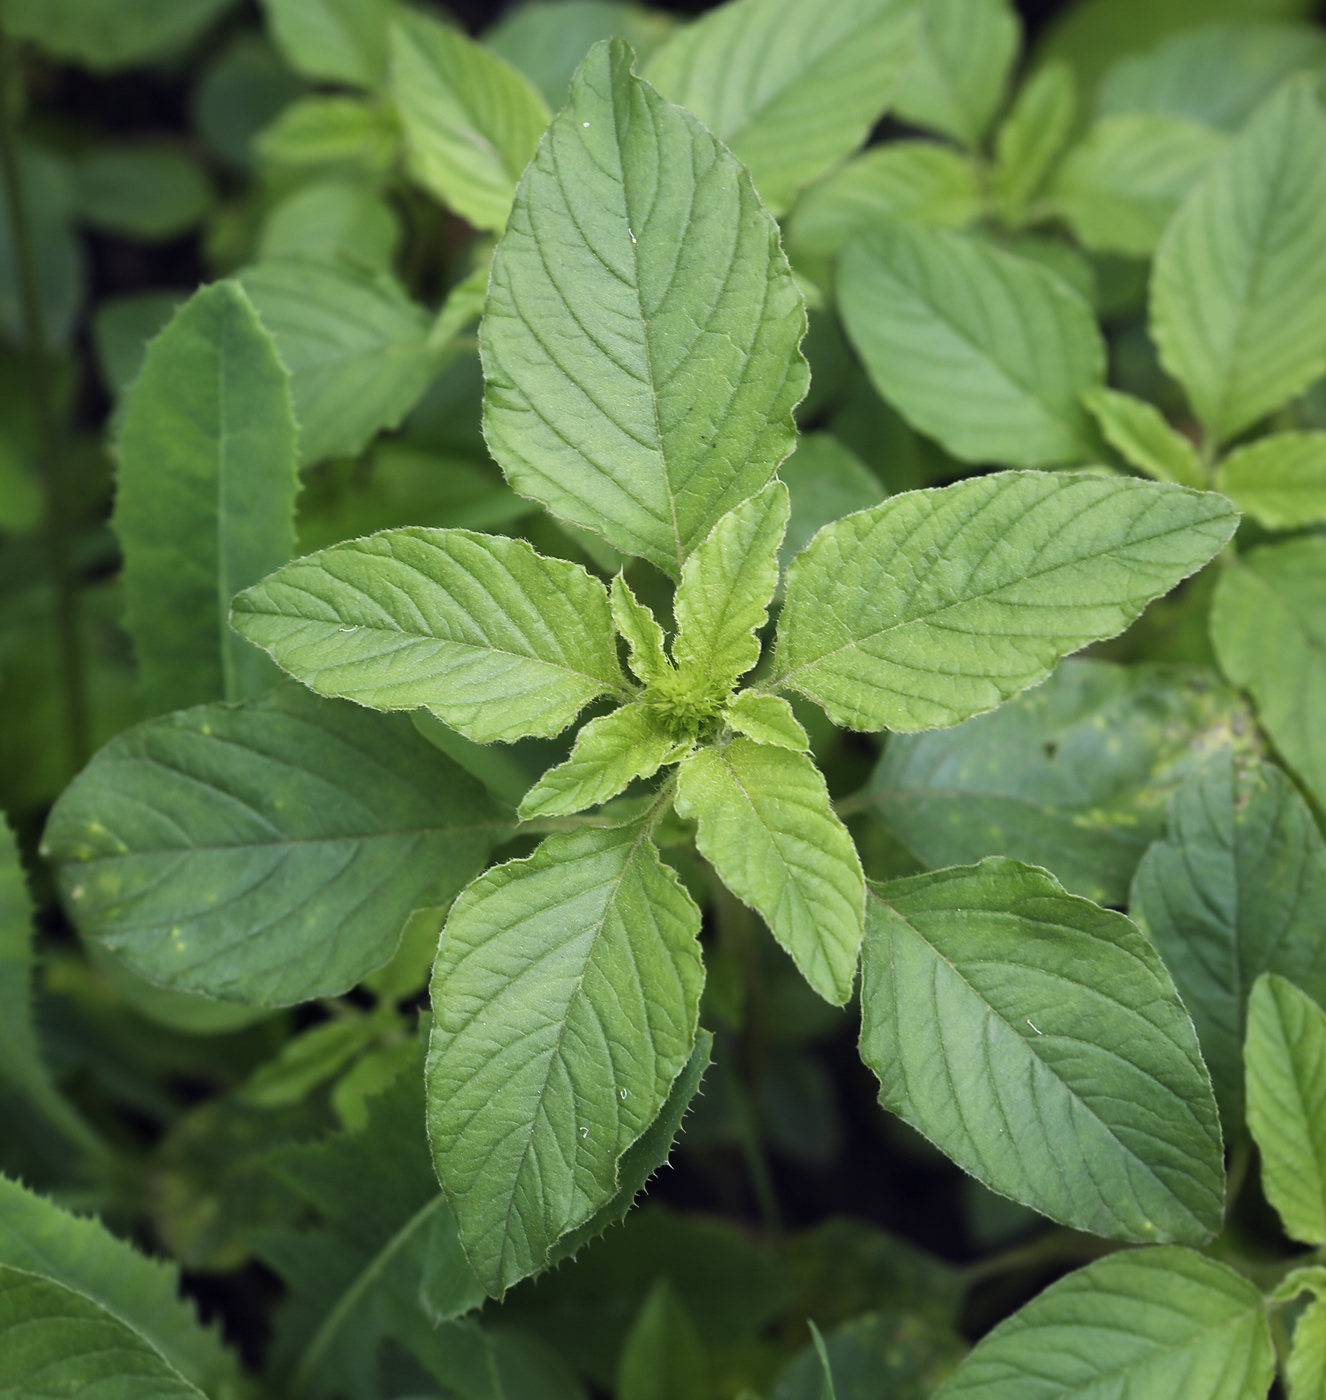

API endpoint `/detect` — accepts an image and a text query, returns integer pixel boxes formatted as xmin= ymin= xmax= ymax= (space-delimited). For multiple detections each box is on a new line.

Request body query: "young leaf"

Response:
xmin=933 ymin=1248 xmax=1273 ymax=1400
xmin=481 ymin=38 xmax=807 ymax=579
xmin=616 ymin=1279 xmax=711 ymax=1400
xmin=672 ymin=483 xmax=788 ymax=698
xmin=772 ymin=471 xmax=1237 ymax=733
xmin=1211 ymin=537 xmax=1326 ymax=810
xmin=612 ymin=575 xmax=671 ymax=687
xmin=2 ymin=0 xmax=235 ymax=71
xmin=389 ymin=9 xmax=550 ymax=234
xmin=1216 ymin=432 xmax=1326 ymax=530
xmin=1151 ymin=78 xmax=1326 ymax=444
xmin=255 ymin=96 xmax=399 ymax=178
xmin=861 ymin=860 xmax=1225 ymax=1245
xmin=723 ymin=692 xmax=808 ymax=751
xmin=892 ymin=0 xmax=1020 ymax=149
xmin=676 ymin=739 xmax=864 ymax=1005
xmin=1245 ymin=974 xmax=1326 ymax=1245
xmin=518 ymin=706 xmax=689 ymax=820
xmin=1082 ymin=386 xmax=1205 ymax=489
xmin=233 ymin=528 xmax=627 ymax=744
xmin=989 ymin=61 xmax=1077 ymax=221
xmin=260 ymin=0 xmax=388 ymax=89
xmin=43 ymin=686 xmax=511 ymax=1006
xmin=643 ymin=0 xmax=920 ymax=215
xmin=425 ymin=820 xmax=704 ymax=1295
xmin=838 ymin=224 xmax=1105 ymax=468
xmin=114 ymin=281 xmax=297 ymax=713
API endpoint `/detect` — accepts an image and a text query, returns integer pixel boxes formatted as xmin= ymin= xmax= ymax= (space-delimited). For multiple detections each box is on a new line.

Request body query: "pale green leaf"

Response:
xmin=260 ymin=0 xmax=388 ymax=88
xmin=676 ymin=739 xmax=864 ymax=1005
xmin=778 ymin=434 xmax=885 ymax=576
xmin=425 ymin=821 xmax=704 ymax=1295
xmin=990 ymin=61 xmax=1077 ymax=221
xmin=43 ymin=686 xmax=511 ymax=1006
xmin=1211 ymin=536 xmax=1326 ymax=808
xmin=893 ymin=0 xmax=1020 ymax=148
xmin=238 ymin=259 xmax=434 ymax=467
xmin=723 ymin=692 xmax=808 ymax=751
xmin=1049 ymin=113 xmax=1225 ymax=257
xmin=838 ymin=223 xmax=1105 ymax=467
xmin=258 ymin=180 xmax=401 ymax=269
xmin=773 ymin=471 xmax=1237 ymax=733
xmin=427 ymin=263 xmax=490 ymax=354
xmin=390 ymin=9 xmax=549 ymax=233
xmin=1083 ymin=386 xmax=1205 ymax=488
xmin=933 ymin=1247 xmax=1273 ymax=1400
xmin=612 ymin=574 xmax=671 ymax=687
xmin=481 ymin=38 xmax=807 ymax=578
xmin=1274 ymin=1266 xmax=1326 ymax=1305
xmin=1289 ymin=1298 xmax=1326 ymax=1400
xmin=518 ymin=706 xmax=688 ymax=820
xmin=1245 ymin=974 xmax=1326 ymax=1245
xmin=617 ymin=1279 xmax=711 ymax=1400
xmin=1216 ymin=432 xmax=1326 ymax=529
xmin=861 ymin=860 xmax=1225 ymax=1244
xmin=114 ymin=281 xmax=297 ymax=714
xmin=673 ymin=483 xmax=788 ymax=698
xmin=873 ymin=659 xmax=1256 ymax=905
xmin=232 ymin=527 xmax=626 ymax=744
xmin=255 ymin=96 xmax=400 ymax=178
xmin=1131 ymin=756 xmax=1326 ymax=1127
xmin=644 ymin=0 xmax=920 ymax=215
xmin=73 ymin=144 xmax=214 ymax=242
xmin=1151 ymin=78 xmax=1326 ymax=443
xmin=2 ymin=0 xmax=236 ymax=70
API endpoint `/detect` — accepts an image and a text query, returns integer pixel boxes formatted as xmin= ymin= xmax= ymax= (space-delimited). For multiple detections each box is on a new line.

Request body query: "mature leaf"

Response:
xmin=390 ymin=9 xmax=550 ymax=234
xmin=673 ymin=483 xmax=788 ymax=697
xmin=616 ymin=1279 xmax=711 ymax=1400
xmin=933 ymin=1247 xmax=1273 ymax=1400
xmin=73 ymin=145 xmax=214 ymax=242
xmin=861 ymin=861 xmax=1225 ymax=1244
xmin=114 ymin=282 xmax=297 ymax=714
xmin=238 ymin=259 xmax=433 ymax=467
xmin=1083 ymin=387 xmax=1204 ymax=489
xmin=519 ymin=706 xmax=688 ymax=820
xmin=0 ymin=1176 xmax=240 ymax=1397
xmin=990 ymin=62 xmax=1076 ymax=221
xmin=724 ymin=692 xmax=808 ymax=751
xmin=1151 ymin=78 xmax=1326 ymax=443
xmin=773 ymin=1312 xmax=965 ymax=1400
xmin=676 ymin=740 xmax=864 ymax=1005
xmin=1245 ymin=974 xmax=1326 ymax=1245
xmin=2 ymin=0 xmax=235 ymax=70
xmin=260 ymin=0 xmax=388 ymax=88
xmin=482 ymin=38 xmax=807 ymax=579
xmin=778 ymin=434 xmax=885 ymax=576
xmin=773 ymin=471 xmax=1237 ymax=733
xmin=43 ymin=686 xmax=511 ymax=1006
xmin=612 ymin=575 xmax=671 ymax=687
xmin=233 ymin=528 xmax=626 ymax=744
xmin=1211 ymin=537 xmax=1326 ymax=808
xmin=644 ymin=0 xmax=919 ymax=215
xmin=838 ymin=223 xmax=1105 ymax=467
xmin=1216 ymin=432 xmax=1326 ymax=530
xmin=873 ymin=660 xmax=1255 ymax=904
xmin=425 ymin=821 xmax=704 ymax=1295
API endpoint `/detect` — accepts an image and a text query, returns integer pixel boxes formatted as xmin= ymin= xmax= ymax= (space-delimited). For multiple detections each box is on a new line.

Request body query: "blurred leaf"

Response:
xmin=778 ymin=434 xmax=884 ymax=576
xmin=256 ymin=96 xmax=400 ymax=179
xmin=260 ymin=0 xmax=389 ymax=88
xmin=258 ymin=179 xmax=400 ymax=268
xmin=362 ymin=903 xmax=445 ymax=1003
xmin=773 ymin=1312 xmax=965 ymax=1400
xmin=192 ymin=32 xmax=304 ymax=169
xmin=0 ymin=144 xmax=83 ymax=350
xmin=72 ymin=145 xmax=213 ymax=243
xmin=990 ymin=61 xmax=1076 ymax=221
xmin=0 ymin=432 xmax=40 ymax=533
xmin=617 ymin=1280 xmax=712 ymax=1400
xmin=1082 ymin=386 xmax=1204 ymax=487
xmin=1215 ymin=431 xmax=1326 ymax=529
xmin=239 ymin=1014 xmax=378 ymax=1108
xmin=2 ymin=0 xmax=238 ymax=70
xmin=91 ymin=291 xmax=184 ymax=398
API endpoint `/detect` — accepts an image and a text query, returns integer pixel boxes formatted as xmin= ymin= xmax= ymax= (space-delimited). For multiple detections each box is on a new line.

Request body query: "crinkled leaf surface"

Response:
xmin=425 ymin=821 xmax=704 ymax=1295
xmin=1216 ymin=432 xmax=1326 ymax=530
xmin=1083 ymin=387 xmax=1204 ymax=489
xmin=43 ymin=686 xmax=511 ymax=1006
xmin=260 ymin=0 xmax=387 ymax=87
xmin=481 ymin=38 xmax=807 ymax=578
xmin=773 ymin=471 xmax=1237 ymax=733
xmin=861 ymin=861 xmax=1225 ymax=1244
xmin=724 ymin=692 xmax=808 ymax=751
xmin=233 ymin=527 xmax=626 ymax=744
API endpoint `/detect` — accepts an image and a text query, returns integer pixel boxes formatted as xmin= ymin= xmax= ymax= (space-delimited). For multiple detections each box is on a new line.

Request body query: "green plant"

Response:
xmin=4 ymin=0 xmax=1326 ymax=1396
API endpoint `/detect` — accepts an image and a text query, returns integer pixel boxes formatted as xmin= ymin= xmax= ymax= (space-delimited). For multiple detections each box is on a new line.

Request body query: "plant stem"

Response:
xmin=0 ymin=35 xmax=90 ymax=771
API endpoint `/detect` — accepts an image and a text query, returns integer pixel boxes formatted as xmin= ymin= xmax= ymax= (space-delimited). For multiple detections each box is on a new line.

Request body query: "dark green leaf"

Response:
xmin=773 ymin=1312 xmax=965 ymax=1400
xmin=616 ymin=1279 xmax=711 ymax=1400
xmin=2 ymin=0 xmax=237 ymax=70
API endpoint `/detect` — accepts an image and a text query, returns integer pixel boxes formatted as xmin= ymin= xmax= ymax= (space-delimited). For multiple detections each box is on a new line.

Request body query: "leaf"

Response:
xmin=73 ymin=144 xmax=214 ymax=242
xmin=232 ymin=527 xmax=626 ymax=744
xmin=481 ymin=38 xmax=807 ymax=579
xmin=873 ymin=659 xmax=1256 ymax=905
xmin=0 ymin=1175 xmax=240 ymax=1396
xmin=772 ymin=471 xmax=1237 ymax=733
xmin=2 ymin=0 xmax=236 ymax=70
xmin=778 ymin=434 xmax=885 ymax=576
xmin=893 ymin=0 xmax=1020 ymax=148
xmin=42 ymin=686 xmax=511 ymax=1006
xmin=644 ymin=0 xmax=920 ymax=216
xmin=238 ymin=259 xmax=434 ymax=467
xmin=860 ymin=860 xmax=1225 ymax=1244
xmin=1245 ymin=974 xmax=1326 ymax=1245
xmin=255 ymin=96 xmax=400 ymax=178
xmin=1082 ymin=386 xmax=1205 ymax=488
xmin=113 ymin=282 xmax=297 ymax=716
xmin=932 ymin=1247 xmax=1274 ymax=1400
xmin=676 ymin=739 xmax=864 ymax=1005
xmin=612 ymin=575 xmax=671 ymax=687
xmin=390 ymin=9 xmax=550 ymax=234
xmin=724 ymin=692 xmax=809 ymax=751
xmin=773 ymin=1312 xmax=964 ymax=1400
xmin=425 ymin=820 xmax=704 ymax=1295
xmin=258 ymin=179 xmax=402 ymax=270
xmin=1216 ymin=432 xmax=1326 ymax=529
xmin=1211 ymin=537 xmax=1326 ymax=808
xmin=519 ymin=706 xmax=688 ymax=820
xmin=673 ymin=483 xmax=788 ymax=698
xmin=838 ymin=223 xmax=1105 ymax=468
xmin=990 ymin=62 xmax=1077 ymax=221
xmin=91 ymin=291 xmax=181 ymax=397
xmin=260 ymin=0 xmax=388 ymax=88
xmin=1291 ymin=1303 xmax=1326 ymax=1400
xmin=616 ymin=1279 xmax=712 ymax=1400
xmin=238 ymin=1014 xmax=377 ymax=1108
xmin=1049 ymin=113 xmax=1225 ymax=257
xmin=1150 ymin=78 xmax=1326 ymax=443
